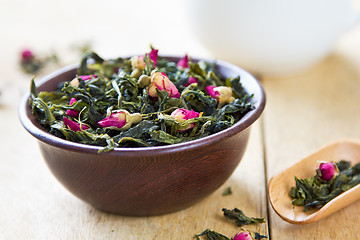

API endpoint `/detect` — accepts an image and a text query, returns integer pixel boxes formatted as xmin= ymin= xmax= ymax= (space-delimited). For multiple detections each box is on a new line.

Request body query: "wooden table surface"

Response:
xmin=1 ymin=1 xmax=360 ymax=239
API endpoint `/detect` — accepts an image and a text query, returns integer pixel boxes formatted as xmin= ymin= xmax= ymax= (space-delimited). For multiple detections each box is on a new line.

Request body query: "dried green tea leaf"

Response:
xmin=222 ymin=208 xmax=265 ymax=227
xmin=254 ymin=232 xmax=268 ymax=240
xmin=78 ymin=51 xmax=104 ymax=75
xmin=181 ymin=88 xmax=217 ymax=115
xmin=30 ymin=76 xmax=38 ymax=99
xmin=336 ymin=160 xmax=351 ymax=172
xmin=149 ymin=130 xmax=182 ymax=145
xmin=194 ymin=229 xmax=230 ymax=240
xmin=222 ymin=187 xmax=232 ymax=196
xmin=230 ymin=76 xmax=248 ymax=99
xmin=31 ymin=98 xmax=56 ymax=124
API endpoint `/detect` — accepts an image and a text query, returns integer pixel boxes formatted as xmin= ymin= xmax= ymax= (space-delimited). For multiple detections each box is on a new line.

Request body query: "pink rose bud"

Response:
xmin=98 ymin=112 xmax=126 ymax=128
xmin=98 ymin=111 xmax=127 ymax=129
xmin=97 ymin=110 xmax=142 ymax=130
xmin=234 ymin=231 xmax=254 ymax=240
xmin=148 ymin=72 xmax=180 ymax=98
xmin=170 ymin=108 xmax=200 ymax=132
xmin=69 ymin=78 xmax=80 ymax=87
xmin=318 ymin=162 xmax=338 ymax=181
xmin=184 ymin=76 xmax=198 ymax=87
xmin=78 ymin=75 xmax=97 ymax=81
xmin=63 ymin=117 xmax=89 ymax=132
xmin=206 ymin=85 xmax=235 ymax=107
xmin=206 ymin=85 xmax=220 ymax=98
xmin=131 ymin=55 xmax=147 ymax=70
xmin=177 ymin=54 xmax=189 ymax=69
xmin=171 ymin=108 xmax=199 ymax=121
xmin=21 ymin=49 xmax=34 ymax=61
xmin=66 ymin=98 xmax=80 ymax=117
xmin=149 ymin=48 xmax=159 ymax=67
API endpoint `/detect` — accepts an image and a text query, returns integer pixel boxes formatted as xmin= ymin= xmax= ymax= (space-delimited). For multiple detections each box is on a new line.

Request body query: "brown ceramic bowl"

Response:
xmin=19 ymin=57 xmax=266 ymax=216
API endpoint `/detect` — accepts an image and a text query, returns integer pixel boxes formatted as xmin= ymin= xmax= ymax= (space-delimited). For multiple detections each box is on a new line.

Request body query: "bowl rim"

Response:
xmin=18 ymin=56 xmax=266 ymax=156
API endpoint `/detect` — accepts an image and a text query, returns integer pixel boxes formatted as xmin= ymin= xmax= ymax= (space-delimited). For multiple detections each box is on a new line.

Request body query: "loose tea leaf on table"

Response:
xmin=222 ymin=208 xmax=265 ymax=227
xmin=289 ymin=160 xmax=360 ymax=211
xmin=20 ymin=49 xmax=59 ymax=74
xmin=195 ymin=207 xmax=267 ymax=240
xmin=194 ymin=229 xmax=231 ymax=240
xmin=195 ymin=229 xmax=267 ymax=240
xmin=29 ymin=46 xmax=255 ymax=152
xmin=254 ymin=233 xmax=268 ymax=240
xmin=222 ymin=187 xmax=232 ymax=196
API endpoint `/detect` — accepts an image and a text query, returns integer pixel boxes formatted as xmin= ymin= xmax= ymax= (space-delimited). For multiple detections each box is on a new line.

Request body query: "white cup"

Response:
xmin=186 ymin=0 xmax=359 ymax=77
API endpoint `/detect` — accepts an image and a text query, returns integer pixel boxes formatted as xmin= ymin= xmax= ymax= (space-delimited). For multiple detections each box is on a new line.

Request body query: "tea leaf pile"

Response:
xmin=29 ymin=49 xmax=254 ymax=152
xmin=290 ymin=160 xmax=360 ymax=211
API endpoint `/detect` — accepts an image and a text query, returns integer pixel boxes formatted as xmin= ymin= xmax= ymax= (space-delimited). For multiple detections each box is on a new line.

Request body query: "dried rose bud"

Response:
xmin=69 ymin=78 xmax=80 ymax=87
xmin=131 ymin=68 xmax=142 ymax=78
xmin=63 ymin=117 xmax=89 ymax=132
xmin=98 ymin=111 xmax=126 ymax=128
xmin=138 ymin=75 xmax=151 ymax=88
xmin=97 ymin=110 xmax=142 ymax=130
xmin=317 ymin=162 xmax=339 ymax=181
xmin=206 ymin=85 xmax=220 ymax=98
xmin=234 ymin=231 xmax=254 ymax=240
xmin=149 ymin=48 xmax=158 ymax=67
xmin=171 ymin=108 xmax=199 ymax=120
xmin=177 ymin=54 xmax=189 ymax=69
xmin=131 ymin=56 xmax=146 ymax=70
xmin=148 ymin=72 xmax=180 ymax=98
xmin=206 ymin=85 xmax=235 ymax=107
xmin=66 ymin=98 xmax=80 ymax=117
xmin=170 ymin=108 xmax=200 ymax=132
xmin=21 ymin=49 xmax=34 ymax=61
xmin=78 ymin=75 xmax=97 ymax=81
xmin=184 ymin=76 xmax=198 ymax=87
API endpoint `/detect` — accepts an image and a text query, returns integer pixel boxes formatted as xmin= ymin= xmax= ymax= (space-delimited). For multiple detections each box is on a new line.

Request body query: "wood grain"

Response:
xmin=269 ymin=139 xmax=360 ymax=224
xmin=263 ymin=26 xmax=360 ymax=238
xmin=1 ymin=1 xmax=269 ymax=239
xmin=1 ymin=109 xmax=268 ymax=239
xmin=3 ymin=0 xmax=360 ymax=238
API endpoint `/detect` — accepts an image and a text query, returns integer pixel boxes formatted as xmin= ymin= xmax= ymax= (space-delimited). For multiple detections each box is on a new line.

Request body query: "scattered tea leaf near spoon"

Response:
xmin=268 ymin=139 xmax=360 ymax=224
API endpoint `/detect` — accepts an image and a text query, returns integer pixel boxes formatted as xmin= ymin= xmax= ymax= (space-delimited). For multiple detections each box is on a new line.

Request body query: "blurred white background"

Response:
xmin=3 ymin=0 xmax=210 ymax=54
xmin=0 ymin=0 xmax=209 ymax=79
xmin=0 ymin=0 xmax=213 ymax=105
xmin=2 ymin=0 xmax=360 ymax=81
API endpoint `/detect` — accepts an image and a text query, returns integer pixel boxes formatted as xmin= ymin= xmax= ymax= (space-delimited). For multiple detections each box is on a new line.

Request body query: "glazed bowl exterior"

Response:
xmin=19 ymin=56 xmax=266 ymax=216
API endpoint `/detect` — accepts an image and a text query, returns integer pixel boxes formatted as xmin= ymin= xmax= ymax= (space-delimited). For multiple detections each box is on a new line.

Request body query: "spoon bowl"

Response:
xmin=268 ymin=139 xmax=360 ymax=224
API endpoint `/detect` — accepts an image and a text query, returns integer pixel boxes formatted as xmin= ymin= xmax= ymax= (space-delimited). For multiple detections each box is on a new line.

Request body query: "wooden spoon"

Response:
xmin=268 ymin=139 xmax=360 ymax=224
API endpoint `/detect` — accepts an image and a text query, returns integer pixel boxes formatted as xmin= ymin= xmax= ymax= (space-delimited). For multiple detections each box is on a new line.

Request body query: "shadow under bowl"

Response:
xmin=18 ymin=56 xmax=266 ymax=216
